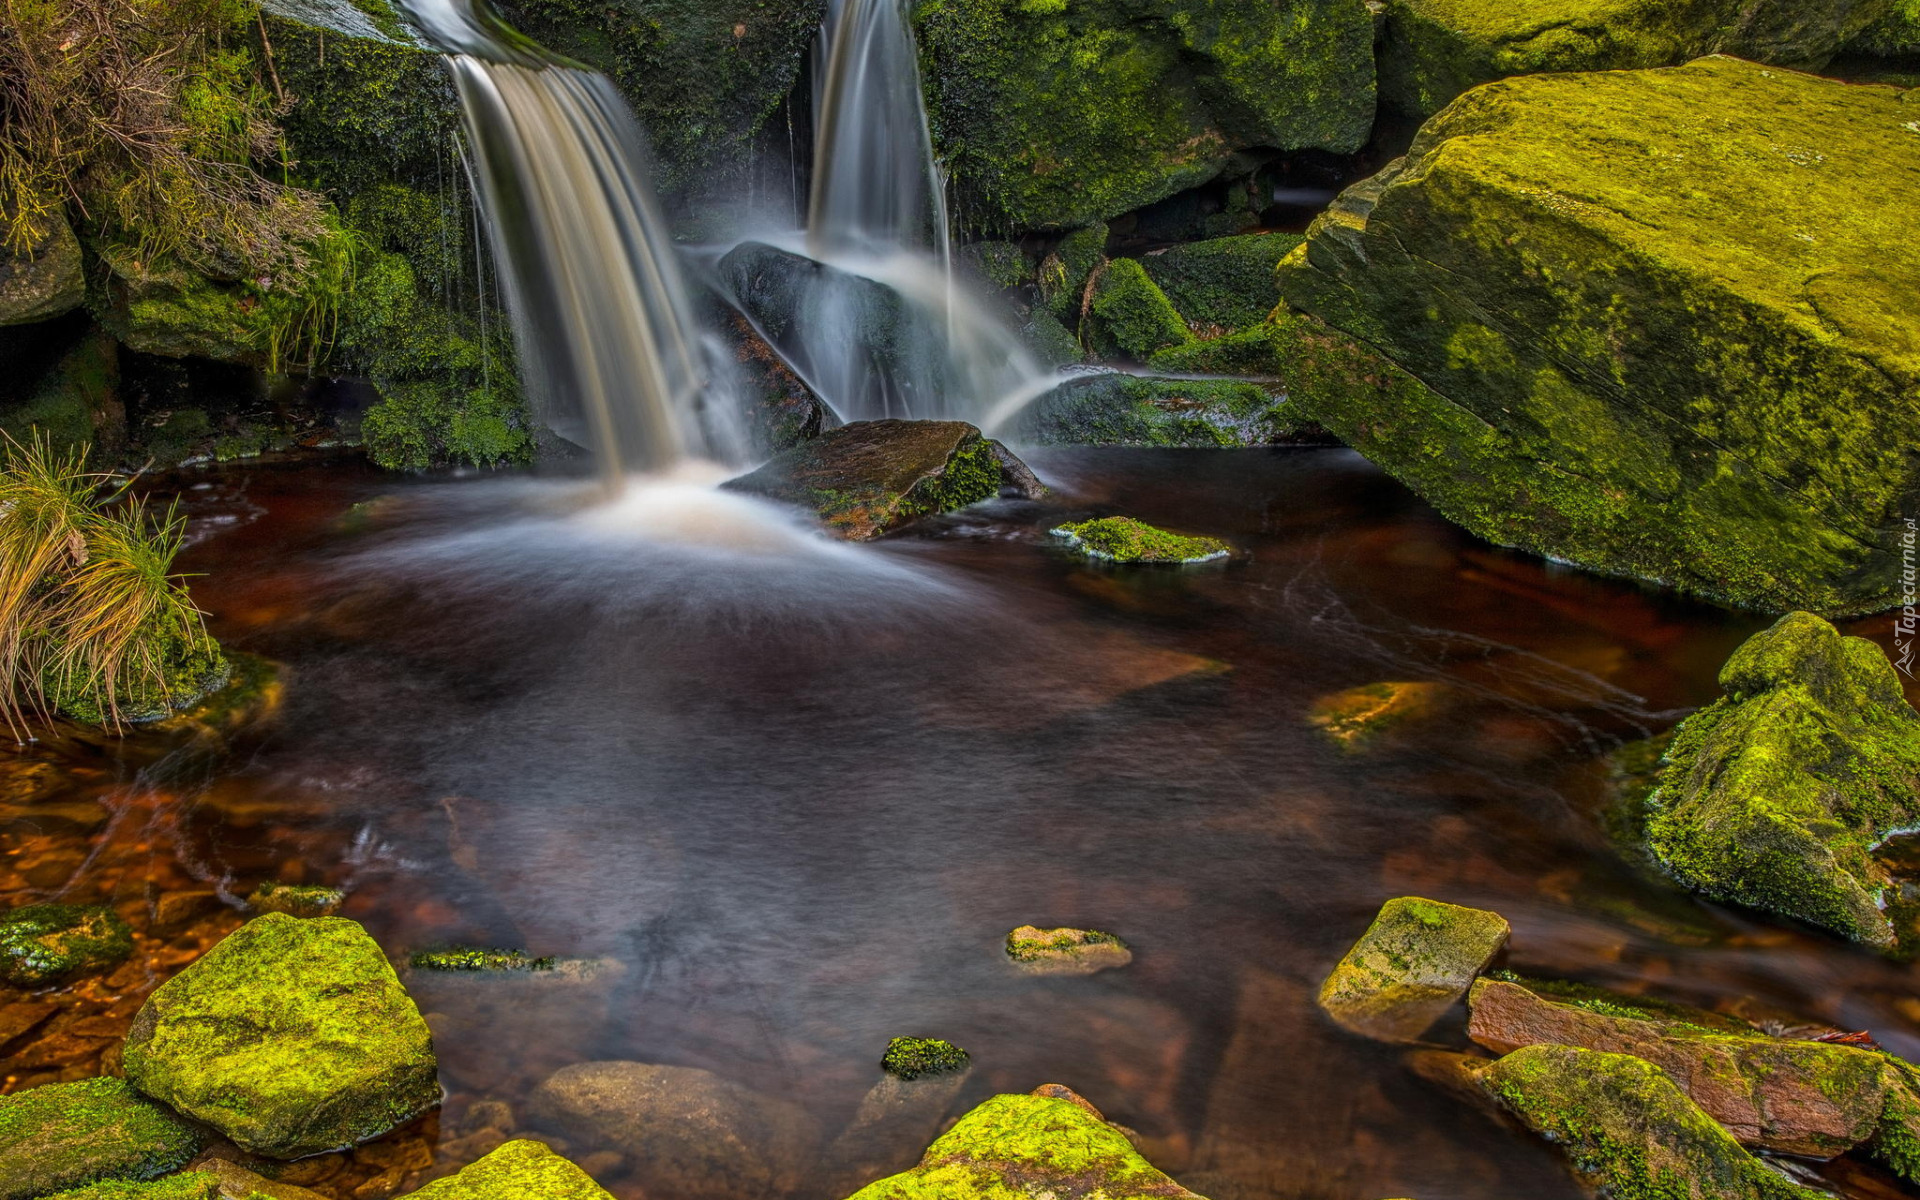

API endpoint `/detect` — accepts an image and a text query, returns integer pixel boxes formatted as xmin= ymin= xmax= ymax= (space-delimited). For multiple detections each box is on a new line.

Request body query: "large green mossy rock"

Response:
xmin=1277 ymin=57 xmax=1920 ymax=617
xmin=1634 ymin=612 xmax=1920 ymax=951
xmin=1481 ymin=1045 xmax=1826 ymax=1200
xmin=403 ymin=1139 xmax=614 ymax=1200
xmin=0 ymin=1078 xmax=205 ymax=1200
xmin=1853 ymin=0 xmax=1920 ymax=55
xmin=47 ymin=1174 xmax=221 ymax=1200
xmin=1139 ymin=233 xmax=1300 ymax=333
xmin=1378 ymin=0 xmax=1891 ymax=118
xmin=845 ymin=1090 xmax=1208 ymax=1200
xmin=0 ymin=902 xmax=134 ymax=986
xmin=912 ymin=0 xmax=1375 ymax=231
xmin=123 ymin=913 xmax=439 ymax=1158
xmin=1018 ymin=374 xmax=1311 ymax=448
xmin=1087 ymin=259 xmax=1192 ymax=360
xmin=0 ymin=217 xmax=85 ymax=327
xmin=1316 ymin=896 xmax=1509 ymax=1042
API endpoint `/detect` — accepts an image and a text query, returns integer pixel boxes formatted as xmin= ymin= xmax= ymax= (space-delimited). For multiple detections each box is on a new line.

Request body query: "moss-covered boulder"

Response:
xmin=845 ymin=1089 xmax=1208 ymax=1199
xmin=402 ymin=1139 xmax=614 ymax=1200
xmin=1630 ymin=613 xmax=1920 ymax=950
xmin=123 ymin=913 xmax=439 ymax=1158
xmin=1140 ymin=233 xmax=1300 ymax=333
xmin=1852 ymin=0 xmax=1920 ymax=56
xmin=1037 ymin=224 xmax=1109 ymax=320
xmin=0 ymin=217 xmax=85 ymax=326
xmin=1316 ymin=896 xmax=1509 ymax=1042
xmin=881 ymin=1037 xmax=972 ymax=1080
xmin=0 ymin=902 xmax=134 ymax=987
xmin=46 ymin=1174 xmax=221 ymax=1200
xmin=723 ymin=419 xmax=1044 ymax=540
xmin=913 ymin=0 xmax=1375 ymax=231
xmin=1049 ymin=517 xmax=1229 ymax=564
xmin=0 ymin=1077 xmax=205 ymax=1200
xmin=1003 ymin=925 xmax=1133 ymax=974
xmin=1018 ymin=375 xmax=1313 ymax=448
xmin=1277 ymin=57 xmax=1920 ymax=616
xmin=1479 ymin=1045 xmax=1827 ymax=1200
xmin=1378 ymin=0 xmax=1891 ymax=119
xmin=1086 ymin=259 xmax=1192 ymax=360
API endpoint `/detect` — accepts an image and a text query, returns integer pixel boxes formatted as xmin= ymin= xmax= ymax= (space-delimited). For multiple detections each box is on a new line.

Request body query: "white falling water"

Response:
xmin=395 ymin=0 xmax=743 ymax=483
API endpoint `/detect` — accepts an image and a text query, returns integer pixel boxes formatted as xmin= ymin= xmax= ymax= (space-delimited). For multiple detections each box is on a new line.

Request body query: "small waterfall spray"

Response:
xmin=395 ymin=0 xmax=739 ymax=483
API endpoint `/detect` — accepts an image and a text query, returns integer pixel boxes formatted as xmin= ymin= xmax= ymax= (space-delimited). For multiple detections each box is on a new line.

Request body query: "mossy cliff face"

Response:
xmin=1635 ymin=612 xmax=1920 ymax=951
xmin=123 ymin=912 xmax=439 ymax=1158
xmin=911 ymin=0 xmax=1375 ymax=231
xmin=1277 ymin=57 xmax=1920 ymax=616
xmin=404 ymin=1139 xmax=615 ymax=1200
xmin=0 ymin=1077 xmax=205 ymax=1200
xmin=845 ymin=1090 xmax=1208 ymax=1200
xmin=1479 ymin=1045 xmax=1827 ymax=1200
xmin=1316 ymin=895 xmax=1509 ymax=1042
xmin=1378 ymin=0 xmax=1891 ymax=119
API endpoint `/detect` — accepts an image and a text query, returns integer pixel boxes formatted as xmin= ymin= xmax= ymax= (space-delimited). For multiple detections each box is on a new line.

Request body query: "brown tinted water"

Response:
xmin=5 ymin=446 xmax=1918 ymax=1200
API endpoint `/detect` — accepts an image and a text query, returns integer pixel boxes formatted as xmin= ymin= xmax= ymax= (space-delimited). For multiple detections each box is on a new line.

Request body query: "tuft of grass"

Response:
xmin=0 ymin=434 xmax=222 ymax=735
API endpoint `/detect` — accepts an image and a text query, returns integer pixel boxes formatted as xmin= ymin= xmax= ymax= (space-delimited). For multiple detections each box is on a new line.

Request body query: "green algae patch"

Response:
xmin=409 ymin=946 xmax=557 ymax=972
xmin=46 ymin=1173 xmax=220 ymax=1200
xmin=1277 ymin=57 xmax=1920 ymax=616
xmin=1087 ymin=259 xmax=1193 ymax=360
xmin=122 ymin=912 xmax=439 ymax=1159
xmin=246 ymin=882 xmax=343 ymax=919
xmin=0 ymin=1077 xmax=205 ymax=1200
xmin=1317 ymin=896 xmax=1509 ymax=1042
xmin=881 ymin=1037 xmax=972 ymax=1081
xmin=1635 ymin=612 xmax=1920 ymax=951
xmin=1479 ymin=1045 xmax=1828 ymax=1200
xmin=0 ymin=902 xmax=134 ymax=986
xmin=845 ymin=1090 xmax=1207 ymax=1199
xmin=911 ymin=0 xmax=1374 ymax=230
xmin=403 ymin=1138 xmax=615 ymax=1200
xmin=1050 ymin=517 xmax=1228 ymax=564
xmin=1140 ymin=233 xmax=1300 ymax=333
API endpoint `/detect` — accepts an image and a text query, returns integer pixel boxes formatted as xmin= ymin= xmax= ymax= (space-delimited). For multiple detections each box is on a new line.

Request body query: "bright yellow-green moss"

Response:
xmin=0 ymin=902 xmax=133 ymax=985
xmin=881 ymin=1037 xmax=971 ymax=1080
xmin=1140 ymin=233 xmax=1300 ymax=333
xmin=1087 ymin=259 xmax=1193 ymax=360
xmin=1277 ymin=57 xmax=1920 ymax=616
xmin=1050 ymin=516 xmax=1228 ymax=564
xmin=1317 ymin=895 xmax=1508 ymax=1041
xmin=46 ymin=1173 xmax=220 ymax=1200
xmin=0 ymin=1078 xmax=205 ymax=1200
xmin=405 ymin=1139 xmax=614 ymax=1200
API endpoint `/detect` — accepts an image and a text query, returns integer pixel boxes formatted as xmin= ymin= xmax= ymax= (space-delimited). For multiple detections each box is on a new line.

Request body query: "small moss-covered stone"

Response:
xmin=409 ymin=946 xmax=557 ymax=972
xmin=46 ymin=1173 xmax=220 ymax=1200
xmin=0 ymin=902 xmax=134 ymax=986
xmin=246 ymin=883 xmax=343 ymax=919
xmin=48 ymin=625 xmax=231 ymax=728
xmin=0 ymin=216 xmax=85 ymax=326
xmin=1479 ymin=1045 xmax=1827 ymax=1200
xmin=845 ymin=1090 xmax=1207 ymax=1199
xmin=1088 ymin=259 xmax=1193 ymax=361
xmin=1050 ymin=517 xmax=1229 ymax=564
xmin=1004 ymin=926 xmax=1133 ymax=975
xmin=1638 ymin=612 xmax=1920 ymax=951
xmin=0 ymin=1078 xmax=205 ymax=1200
xmin=723 ymin=419 xmax=1043 ymax=540
xmin=1308 ymin=681 xmax=1444 ymax=751
xmin=881 ymin=1037 xmax=972 ymax=1080
xmin=1140 ymin=233 xmax=1300 ymax=332
xmin=1277 ymin=57 xmax=1920 ymax=616
xmin=123 ymin=913 xmax=439 ymax=1158
xmin=402 ymin=1139 xmax=613 ymax=1199
xmin=1317 ymin=896 xmax=1510 ymax=1042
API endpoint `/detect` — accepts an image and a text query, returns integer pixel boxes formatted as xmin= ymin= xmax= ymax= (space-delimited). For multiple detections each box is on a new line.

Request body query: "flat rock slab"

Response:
xmin=0 ymin=1076 xmax=204 ymax=1200
xmin=724 ymin=419 xmax=1044 ymax=540
xmin=1317 ymin=896 xmax=1509 ymax=1042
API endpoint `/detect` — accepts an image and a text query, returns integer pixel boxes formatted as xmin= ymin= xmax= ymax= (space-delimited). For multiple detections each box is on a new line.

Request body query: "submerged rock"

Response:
xmin=844 ymin=1088 xmax=1208 ymax=1199
xmin=1276 ymin=57 xmax=1920 ymax=616
xmin=1316 ymin=896 xmax=1509 ymax=1042
xmin=1004 ymin=926 xmax=1134 ymax=975
xmin=0 ymin=902 xmax=134 ymax=987
xmin=1634 ymin=612 xmax=1920 ymax=950
xmin=0 ymin=1077 xmax=205 ymax=1200
xmin=245 ymin=882 xmax=343 ymax=919
xmin=1308 ymin=681 xmax=1444 ymax=752
xmin=123 ymin=913 xmax=438 ymax=1158
xmin=881 ymin=1037 xmax=972 ymax=1081
xmin=0 ymin=216 xmax=85 ymax=326
xmin=831 ymin=1055 xmax=974 ymax=1188
xmin=1479 ymin=1044 xmax=1827 ymax=1200
xmin=402 ymin=1138 xmax=614 ymax=1200
xmin=1050 ymin=517 xmax=1229 ymax=565
xmin=193 ymin=1158 xmax=331 ymax=1200
xmin=724 ymin=419 xmax=1045 ymax=540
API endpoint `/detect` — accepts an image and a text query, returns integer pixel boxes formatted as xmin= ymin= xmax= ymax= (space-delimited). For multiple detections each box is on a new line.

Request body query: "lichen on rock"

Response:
xmin=0 ymin=902 xmax=134 ymax=986
xmin=122 ymin=912 xmax=439 ymax=1158
xmin=246 ymin=882 xmax=344 ymax=918
xmin=1316 ymin=895 xmax=1509 ymax=1042
xmin=1050 ymin=517 xmax=1228 ymax=564
xmin=0 ymin=1077 xmax=205 ymax=1200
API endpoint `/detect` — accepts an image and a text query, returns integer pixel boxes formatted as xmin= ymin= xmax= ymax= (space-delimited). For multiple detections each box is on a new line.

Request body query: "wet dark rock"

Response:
xmin=1003 ymin=925 xmax=1134 ymax=974
xmin=246 ymin=882 xmax=343 ymax=919
xmin=0 ymin=1076 xmax=205 ymax=1200
xmin=401 ymin=1138 xmax=614 ymax=1199
xmin=1316 ymin=896 xmax=1509 ymax=1042
xmin=1478 ymin=1044 xmax=1827 ymax=1200
xmin=725 ymin=313 xmax=825 ymax=455
xmin=723 ymin=419 xmax=1045 ymax=541
xmin=0 ymin=902 xmax=135 ymax=987
xmin=1631 ymin=612 xmax=1920 ymax=951
xmin=0 ymin=217 xmax=85 ymax=327
xmin=123 ymin=913 xmax=438 ymax=1158
xmin=829 ymin=1068 xmax=973 ymax=1190
xmin=195 ymin=1157 xmax=331 ymax=1200
xmin=154 ymin=891 xmax=225 ymax=934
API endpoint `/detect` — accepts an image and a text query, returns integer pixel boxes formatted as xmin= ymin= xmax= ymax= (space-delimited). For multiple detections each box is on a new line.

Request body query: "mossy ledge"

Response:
xmin=1050 ymin=517 xmax=1229 ymax=564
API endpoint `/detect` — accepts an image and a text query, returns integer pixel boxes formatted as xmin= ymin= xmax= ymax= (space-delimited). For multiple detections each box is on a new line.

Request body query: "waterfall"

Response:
xmin=394 ymin=0 xmax=739 ymax=482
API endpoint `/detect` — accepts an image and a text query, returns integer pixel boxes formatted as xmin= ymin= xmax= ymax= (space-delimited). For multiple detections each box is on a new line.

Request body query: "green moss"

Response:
xmin=247 ymin=882 xmax=343 ymax=918
xmin=405 ymin=1139 xmax=614 ymax=1199
xmin=1020 ymin=374 xmax=1310 ymax=447
xmin=1480 ymin=970 xmax=1747 ymax=1034
xmin=960 ymin=241 xmax=1030 ymax=290
xmin=1086 ymin=258 xmax=1193 ymax=360
xmin=1483 ymin=1045 xmax=1826 ymax=1200
xmin=46 ymin=1173 xmax=220 ymax=1200
xmin=1854 ymin=0 xmax=1920 ymax=56
xmin=1140 ymin=233 xmax=1301 ymax=332
xmin=1004 ymin=926 xmax=1127 ymax=962
xmin=912 ymin=0 xmax=1374 ymax=231
xmin=1037 ymin=223 xmax=1108 ymax=320
xmin=360 ymin=380 xmax=533 ymax=471
xmin=0 ymin=1078 xmax=205 ymax=1200
xmin=410 ymin=946 xmax=557 ymax=972
xmin=122 ymin=913 xmax=439 ymax=1158
xmin=881 ymin=1037 xmax=972 ymax=1080
xmin=1317 ymin=895 xmax=1509 ymax=1042
xmin=47 ymin=624 xmax=230 ymax=727
xmin=1050 ymin=516 xmax=1229 ymax=564
xmin=0 ymin=329 xmax=120 ymax=456
xmin=0 ymin=902 xmax=134 ymax=986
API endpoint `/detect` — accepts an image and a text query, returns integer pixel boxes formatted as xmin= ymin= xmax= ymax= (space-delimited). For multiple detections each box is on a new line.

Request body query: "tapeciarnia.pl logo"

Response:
xmin=1899 ymin=518 xmax=1917 ymax=679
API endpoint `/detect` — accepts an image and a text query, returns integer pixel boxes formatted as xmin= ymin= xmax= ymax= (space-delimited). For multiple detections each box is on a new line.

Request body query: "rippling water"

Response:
xmin=8 ymin=446 xmax=1917 ymax=1200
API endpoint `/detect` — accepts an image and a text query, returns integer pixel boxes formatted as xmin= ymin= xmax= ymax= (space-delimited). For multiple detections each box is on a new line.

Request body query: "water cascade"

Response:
xmin=394 ymin=0 xmax=742 ymax=482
